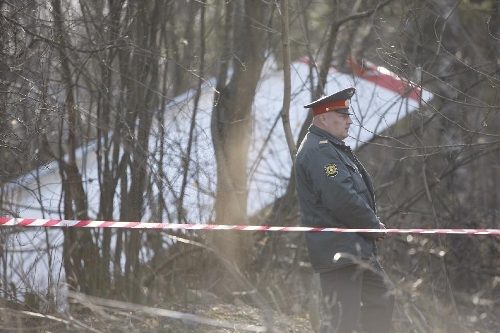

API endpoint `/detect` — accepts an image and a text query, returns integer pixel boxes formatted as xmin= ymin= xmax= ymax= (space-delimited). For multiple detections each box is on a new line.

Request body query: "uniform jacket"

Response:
xmin=295 ymin=125 xmax=381 ymax=272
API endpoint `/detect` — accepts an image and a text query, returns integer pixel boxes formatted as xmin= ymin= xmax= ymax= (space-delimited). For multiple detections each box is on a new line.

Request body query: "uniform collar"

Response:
xmin=309 ymin=125 xmax=347 ymax=147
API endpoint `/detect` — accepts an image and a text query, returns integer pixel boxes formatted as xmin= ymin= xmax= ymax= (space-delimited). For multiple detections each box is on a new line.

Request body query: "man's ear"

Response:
xmin=320 ymin=114 xmax=328 ymax=126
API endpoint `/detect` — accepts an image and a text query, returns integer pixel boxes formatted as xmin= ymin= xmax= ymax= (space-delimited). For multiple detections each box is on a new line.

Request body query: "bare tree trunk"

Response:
xmin=209 ymin=0 xmax=269 ymax=294
xmin=280 ymin=0 xmax=296 ymax=160
xmin=48 ymin=0 xmax=104 ymax=296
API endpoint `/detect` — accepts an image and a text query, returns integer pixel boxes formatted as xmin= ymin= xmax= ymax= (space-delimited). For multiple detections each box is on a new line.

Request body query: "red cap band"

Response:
xmin=312 ymin=99 xmax=350 ymax=116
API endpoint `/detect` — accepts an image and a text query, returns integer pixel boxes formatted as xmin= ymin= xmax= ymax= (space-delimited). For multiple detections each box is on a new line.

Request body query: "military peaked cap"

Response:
xmin=304 ymin=87 xmax=356 ymax=116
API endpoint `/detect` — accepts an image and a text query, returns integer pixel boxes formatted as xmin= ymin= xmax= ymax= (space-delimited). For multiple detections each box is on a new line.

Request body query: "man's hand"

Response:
xmin=376 ymin=222 xmax=387 ymax=242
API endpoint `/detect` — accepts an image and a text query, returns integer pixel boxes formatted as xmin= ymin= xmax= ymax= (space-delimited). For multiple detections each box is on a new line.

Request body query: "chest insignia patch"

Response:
xmin=324 ymin=164 xmax=338 ymax=177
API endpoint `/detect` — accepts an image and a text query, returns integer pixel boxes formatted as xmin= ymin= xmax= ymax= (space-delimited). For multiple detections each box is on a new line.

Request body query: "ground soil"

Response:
xmin=1 ymin=298 xmax=316 ymax=333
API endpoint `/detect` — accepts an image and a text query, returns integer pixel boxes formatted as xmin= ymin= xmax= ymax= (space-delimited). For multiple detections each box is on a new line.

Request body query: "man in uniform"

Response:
xmin=295 ymin=87 xmax=395 ymax=333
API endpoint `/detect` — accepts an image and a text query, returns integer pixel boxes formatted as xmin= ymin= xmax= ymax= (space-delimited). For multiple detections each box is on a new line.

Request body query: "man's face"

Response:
xmin=320 ymin=111 xmax=353 ymax=140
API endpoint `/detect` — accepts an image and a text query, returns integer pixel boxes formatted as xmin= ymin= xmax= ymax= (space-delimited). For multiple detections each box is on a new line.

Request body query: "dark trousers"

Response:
xmin=319 ymin=261 xmax=395 ymax=333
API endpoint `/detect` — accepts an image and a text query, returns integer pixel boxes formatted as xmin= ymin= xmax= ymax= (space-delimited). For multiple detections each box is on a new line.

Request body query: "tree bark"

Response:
xmin=209 ymin=0 xmax=269 ymax=294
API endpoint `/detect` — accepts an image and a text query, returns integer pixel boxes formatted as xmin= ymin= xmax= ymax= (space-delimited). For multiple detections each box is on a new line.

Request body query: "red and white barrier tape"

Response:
xmin=1 ymin=218 xmax=499 ymax=235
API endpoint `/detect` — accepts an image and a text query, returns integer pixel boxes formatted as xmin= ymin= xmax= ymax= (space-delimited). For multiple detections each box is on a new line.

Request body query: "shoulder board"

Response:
xmin=319 ymin=140 xmax=328 ymax=144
